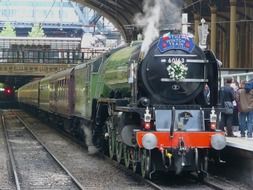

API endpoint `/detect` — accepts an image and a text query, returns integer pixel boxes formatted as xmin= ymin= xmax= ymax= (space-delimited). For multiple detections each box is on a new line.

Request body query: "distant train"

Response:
xmin=0 ymin=86 xmax=15 ymax=108
xmin=17 ymin=32 xmax=226 ymax=180
xmin=0 ymin=86 xmax=14 ymax=99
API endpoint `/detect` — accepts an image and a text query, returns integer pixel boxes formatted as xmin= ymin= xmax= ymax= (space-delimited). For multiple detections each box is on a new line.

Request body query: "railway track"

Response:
xmin=6 ymin=110 xmax=249 ymax=190
xmin=10 ymin=110 xmax=156 ymax=190
xmin=1 ymin=110 xmax=84 ymax=190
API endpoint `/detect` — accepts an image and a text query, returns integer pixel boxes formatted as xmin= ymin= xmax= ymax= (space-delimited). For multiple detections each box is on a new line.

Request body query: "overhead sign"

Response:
xmin=157 ymin=33 xmax=195 ymax=53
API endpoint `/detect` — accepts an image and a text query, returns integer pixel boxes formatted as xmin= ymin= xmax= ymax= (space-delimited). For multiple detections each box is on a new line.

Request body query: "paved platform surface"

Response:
xmin=226 ymin=131 xmax=253 ymax=151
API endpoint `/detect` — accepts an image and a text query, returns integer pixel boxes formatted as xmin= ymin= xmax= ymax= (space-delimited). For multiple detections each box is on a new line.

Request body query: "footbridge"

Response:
xmin=0 ymin=34 xmax=108 ymax=86
xmin=0 ymin=63 xmax=75 ymax=77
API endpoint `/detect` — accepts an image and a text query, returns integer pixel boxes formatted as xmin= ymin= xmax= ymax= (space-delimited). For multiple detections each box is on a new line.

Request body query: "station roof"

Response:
xmin=75 ymin=0 xmax=253 ymax=43
xmin=75 ymin=0 xmax=143 ymax=42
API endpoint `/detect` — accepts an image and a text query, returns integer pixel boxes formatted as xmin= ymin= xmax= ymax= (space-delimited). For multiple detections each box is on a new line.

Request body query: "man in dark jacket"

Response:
xmin=220 ymin=77 xmax=236 ymax=137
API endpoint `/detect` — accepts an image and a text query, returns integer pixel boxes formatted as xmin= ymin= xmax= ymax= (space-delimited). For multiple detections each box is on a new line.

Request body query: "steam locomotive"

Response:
xmin=17 ymin=32 xmax=226 ymax=179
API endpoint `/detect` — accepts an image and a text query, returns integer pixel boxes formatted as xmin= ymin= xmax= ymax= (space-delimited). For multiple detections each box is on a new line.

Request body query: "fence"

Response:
xmin=220 ymin=71 xmax=253 ymax=86
xmin=0 ymin=48 xmax=107 ymax=64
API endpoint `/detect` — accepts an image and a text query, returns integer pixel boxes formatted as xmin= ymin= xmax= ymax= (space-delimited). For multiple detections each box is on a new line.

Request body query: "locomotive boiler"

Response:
xmin=17 ymin=32 xmax=226 ymax=180
xmin=101 ymin=33 xmax=218 ymax=105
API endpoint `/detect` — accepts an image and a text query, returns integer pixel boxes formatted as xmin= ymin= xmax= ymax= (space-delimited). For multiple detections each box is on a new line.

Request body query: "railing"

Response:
xmin=0 ymin=48 xmax=107 ymax=64
xmin=221 ymin=72 xmax=253 ymax=86
xmin=0 ymin=37 xmax=81 ymax=50
xmin=0 ymin=63 xmax=76 ymax=76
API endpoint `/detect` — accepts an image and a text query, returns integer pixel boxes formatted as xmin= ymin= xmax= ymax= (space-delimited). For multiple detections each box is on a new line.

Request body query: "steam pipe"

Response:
xmin=170 ymin=107 xmax=175 ymax=138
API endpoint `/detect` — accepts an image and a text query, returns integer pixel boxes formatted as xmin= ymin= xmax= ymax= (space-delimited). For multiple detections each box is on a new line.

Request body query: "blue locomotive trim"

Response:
xmin=157 ymin=33 xmax=195 ymax=53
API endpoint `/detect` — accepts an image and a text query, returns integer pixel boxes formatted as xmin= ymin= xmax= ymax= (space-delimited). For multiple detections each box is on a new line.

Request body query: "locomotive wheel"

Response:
xmin=141 ymin=149 xmax=152 ymax=178
xmin=123 ymin=144 xmax=130 ymax=168
xmin=115 ymin=141 xmax=123 ymax=163
xmin=132 ymin=148 xmax=140 ymax=173
xmin=107 ymin=120 xmax=115 ymax=159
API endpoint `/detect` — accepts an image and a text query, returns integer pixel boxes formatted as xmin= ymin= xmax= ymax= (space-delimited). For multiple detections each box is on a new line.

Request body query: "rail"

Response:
xmin=1 ymin=114 xmax=21 ymax=190
xmin=6 ymin=111 xmax=85 ymax=190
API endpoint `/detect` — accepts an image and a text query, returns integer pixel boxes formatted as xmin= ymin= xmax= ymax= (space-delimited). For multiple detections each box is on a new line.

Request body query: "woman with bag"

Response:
xmin=220 ymin=77 xmax=236 ymax=137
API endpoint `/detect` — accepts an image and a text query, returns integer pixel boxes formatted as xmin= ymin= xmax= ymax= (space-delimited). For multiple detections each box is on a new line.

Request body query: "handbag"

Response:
xmin=224 ymin=101 xmax=234 ymax=114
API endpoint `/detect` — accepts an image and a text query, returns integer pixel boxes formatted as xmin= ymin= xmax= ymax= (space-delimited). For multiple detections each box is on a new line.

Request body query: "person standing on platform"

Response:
xmin=204 ymin=83 xmax=210 ymax=105
xmin=231 ymin=80 xmax=240 ymax=128
xmin=237 ymin=80 xmax=253 ymax=138
xmin=236 ymin=80 xmax=246 ymax=136
xmin=220 ymin=77 xmax=236 ymax=137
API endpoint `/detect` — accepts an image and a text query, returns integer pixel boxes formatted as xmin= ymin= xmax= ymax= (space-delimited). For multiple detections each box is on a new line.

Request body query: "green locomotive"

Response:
xmin=18 ymin=33 xmax=226 ymax=179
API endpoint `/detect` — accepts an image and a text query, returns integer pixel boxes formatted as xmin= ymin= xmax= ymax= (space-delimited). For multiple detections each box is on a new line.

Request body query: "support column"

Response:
xmin=229 ymin=0 xmax=237 ymax=68
xmin=194 ymin=13 xmax=200 ymax=44
xmin=219 ymin=30 xmax=224 ymax=63
xmin=243 ymin=23 xmax=248 ymax=68
xmin=239 ymin=25 xmax=244 ymax=68
xmin=222 ymin=32 xmax=226 ymax=66
xmin=250 ymin=8 xmax=253 ymax=67
xmin=210 ymin=6 xmax=217 ymax=54
xmin=223 ymin=32 xmax=227 ymax=67
xmin=218 ymin=30 xmax=222 ymax=60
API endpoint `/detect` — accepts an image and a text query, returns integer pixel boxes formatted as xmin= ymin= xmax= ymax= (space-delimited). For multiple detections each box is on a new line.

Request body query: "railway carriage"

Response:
xmin=39 ymin=76 xmax=52 ymax=113
xmin=17 ymin=32 xmax=226 ymax=180
xmin=48 ymin=68 xmax=75 ymax=117
xmin=17 ymin=80 xmax=39 ymax=108
xmin=73 ymin=62 xmax=93 ymax=119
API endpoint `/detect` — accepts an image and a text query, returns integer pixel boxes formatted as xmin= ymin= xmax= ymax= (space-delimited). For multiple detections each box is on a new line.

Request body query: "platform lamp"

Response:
xmin=198 ymin=18 xmax=209 ymax=50
xmin=181 ymin=13 xmax=189 ymax=34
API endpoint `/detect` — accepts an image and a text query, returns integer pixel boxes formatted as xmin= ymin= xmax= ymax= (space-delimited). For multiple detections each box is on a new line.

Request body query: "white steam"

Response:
xmin=135 ymin=1 xmax=160 ymax=54
xmin=135 ymin=0 xmax=184 ymax=55
xmin=82 ymin=124 xmax=98 ymax=154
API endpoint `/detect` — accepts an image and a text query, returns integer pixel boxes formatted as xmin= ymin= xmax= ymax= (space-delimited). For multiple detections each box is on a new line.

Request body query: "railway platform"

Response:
xmin=218 ymin=130 xmax=253 ymax=189
xmin=226 ymin=131 xmax=253 ymax=151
